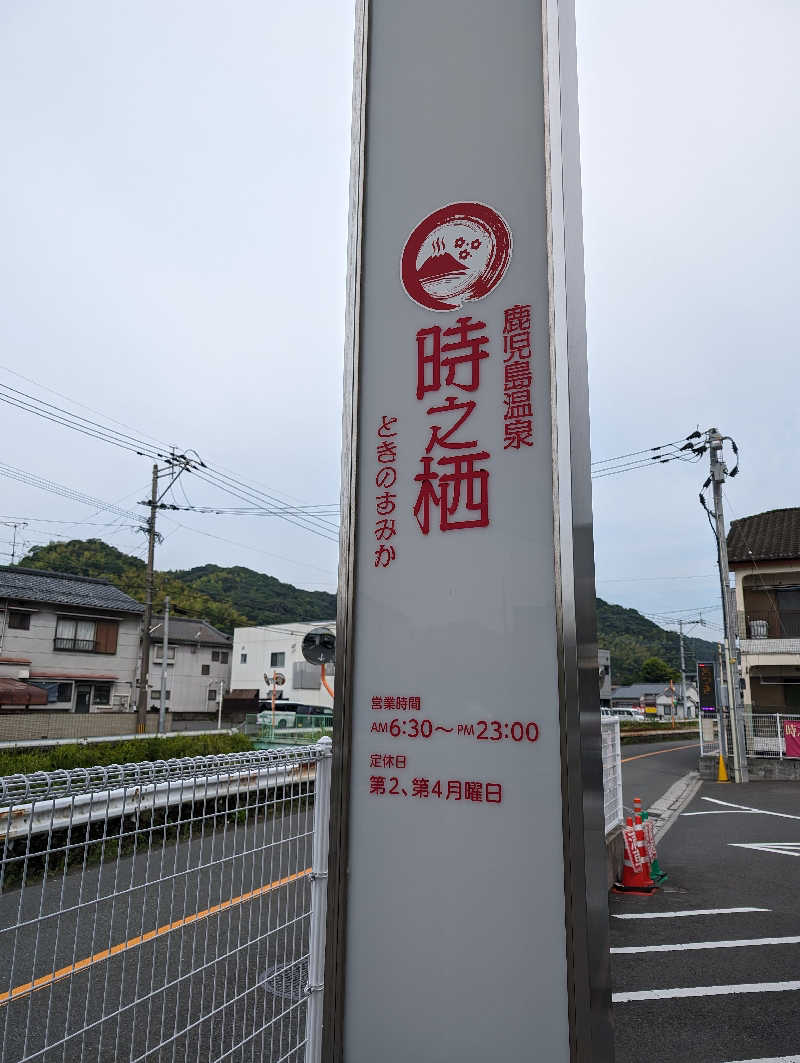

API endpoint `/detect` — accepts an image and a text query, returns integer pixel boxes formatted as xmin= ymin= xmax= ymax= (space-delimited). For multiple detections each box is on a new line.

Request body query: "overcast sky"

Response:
xmin=0 ymin=1 xmax=797 ymax=642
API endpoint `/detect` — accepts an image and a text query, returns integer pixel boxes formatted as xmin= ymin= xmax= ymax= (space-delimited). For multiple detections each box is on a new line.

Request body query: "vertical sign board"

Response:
xmin=327 ymin=2 xmax=613 ymax=1061
xmin=697 ymin=662 xmax=718 ymax=712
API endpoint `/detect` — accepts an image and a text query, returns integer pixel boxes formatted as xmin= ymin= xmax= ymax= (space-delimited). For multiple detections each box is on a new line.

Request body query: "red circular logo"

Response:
xmin=401 ymin=202 xmax=512 ymax=312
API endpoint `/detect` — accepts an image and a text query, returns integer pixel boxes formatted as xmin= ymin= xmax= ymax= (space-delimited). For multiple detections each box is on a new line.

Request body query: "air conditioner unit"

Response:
xmin=112 ymin=695 xmax=128 ymax=709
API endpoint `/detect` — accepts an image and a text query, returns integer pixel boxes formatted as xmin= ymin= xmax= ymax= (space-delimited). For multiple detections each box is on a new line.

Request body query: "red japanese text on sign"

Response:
xmin=414 ymin=315 xmax=490 ymax=534
xmin=502 ymin=303 xmax=534 ymax=450
xmin=375 ymin=416 xmax=398 ymax=567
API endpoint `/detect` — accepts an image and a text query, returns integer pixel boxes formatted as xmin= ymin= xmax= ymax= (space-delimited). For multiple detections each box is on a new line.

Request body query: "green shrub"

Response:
xmin=0 ymin=732 xmax=252 ymax=778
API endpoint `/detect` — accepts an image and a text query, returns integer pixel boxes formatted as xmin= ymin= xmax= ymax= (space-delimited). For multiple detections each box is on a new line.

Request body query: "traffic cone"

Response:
xmin=613 ymin=817 xmax=657 ymax=894
xmin=717 ymin=754 xmax=729 ymax=783
xmin=642 ymin=810 xmax=668 ymax=884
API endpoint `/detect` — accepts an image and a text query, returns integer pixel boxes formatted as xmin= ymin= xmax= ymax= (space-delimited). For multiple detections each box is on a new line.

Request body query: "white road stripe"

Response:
xmin=613 ymin=980 xmax=800 ymax=1003
xmin=700 ymin=796 xmax=800 ymax=821
xmin=683 ymin=810 xmax=758 ymax=816
xmin=725 ymin=1057 xmax=800 ymax=1062
xmin=612 ymin=935 xmax=800 ymax=954
xmin=613 ymin=907 xmax=770 ymax=920
xmin=731 ymin=843 xmax=800 ymax=858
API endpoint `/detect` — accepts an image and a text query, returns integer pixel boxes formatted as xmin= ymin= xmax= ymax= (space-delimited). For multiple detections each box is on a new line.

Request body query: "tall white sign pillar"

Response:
xmin=326 ymin=2 xmax=614 ymax=1060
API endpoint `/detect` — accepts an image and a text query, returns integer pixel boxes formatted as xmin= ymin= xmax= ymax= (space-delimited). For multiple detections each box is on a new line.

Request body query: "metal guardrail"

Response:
xmin=0 ymin=741 xmax=332 ymax=1063
xmin=601 ymin=717 xmax=623 ymax=834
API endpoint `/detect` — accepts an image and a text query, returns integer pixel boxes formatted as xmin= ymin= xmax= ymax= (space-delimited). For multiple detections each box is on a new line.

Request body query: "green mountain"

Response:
xmin=17 ymin=539 xmax=714 ymax=682
xmin=18 ymin=540 xmax=335 ymax=633
xmin=596 ymin=598 xmax=716 ymax=686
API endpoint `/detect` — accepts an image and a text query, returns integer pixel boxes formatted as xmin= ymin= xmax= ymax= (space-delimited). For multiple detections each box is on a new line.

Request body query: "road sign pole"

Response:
xmin=326 ymin=2 xmax=613 ymax=1060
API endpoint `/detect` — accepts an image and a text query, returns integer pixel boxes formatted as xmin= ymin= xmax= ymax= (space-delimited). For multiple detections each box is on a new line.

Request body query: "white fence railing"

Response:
xmin=699 ymin=712 xmax=800 ymax=759
xmin=0 ymin=741 xmax=332 ymax=1063
xmin=601 ymin=717 xmax=623 ymax=834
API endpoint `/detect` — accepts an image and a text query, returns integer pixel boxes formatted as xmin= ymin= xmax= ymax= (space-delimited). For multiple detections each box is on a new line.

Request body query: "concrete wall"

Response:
xmin=699 ymin=754 xmax=800 ymax=781
xmin=0 ymin=711 xmax=188 ymax=742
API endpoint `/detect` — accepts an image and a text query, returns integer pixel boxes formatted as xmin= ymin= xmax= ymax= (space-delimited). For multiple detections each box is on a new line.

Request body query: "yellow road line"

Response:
xmin=0 ymin=867 xmax=311 ymax=1008
xmin=622 ymin=742 xmax=700 ymax=764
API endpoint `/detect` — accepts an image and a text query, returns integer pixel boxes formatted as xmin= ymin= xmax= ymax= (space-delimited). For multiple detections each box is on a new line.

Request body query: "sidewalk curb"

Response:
xmin=647 ymin=770 xmax=702 ymax=842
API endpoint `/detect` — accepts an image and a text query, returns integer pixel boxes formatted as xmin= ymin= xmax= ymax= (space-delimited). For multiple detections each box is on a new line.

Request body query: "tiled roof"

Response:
xmin=0 ymin=567 xmax=144 ymax=614
xmin=611 ymin=683 xmax=672 ymax=699
xmin=727 ymin=508 xmax=800 ymax=565
xmin=150 ymin=617 xmax=231 ymax=646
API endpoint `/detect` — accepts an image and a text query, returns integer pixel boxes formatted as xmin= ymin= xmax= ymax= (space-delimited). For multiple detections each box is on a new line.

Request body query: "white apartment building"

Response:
xmin=148 ymin=616 xmax=232 ymax=720
xmin=230 ymin=621 xmax=336 ymax=710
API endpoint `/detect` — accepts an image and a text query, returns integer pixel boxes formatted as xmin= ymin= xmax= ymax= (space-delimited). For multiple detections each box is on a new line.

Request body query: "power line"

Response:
xmin=0 ymin=380 xmax=341 ymax=541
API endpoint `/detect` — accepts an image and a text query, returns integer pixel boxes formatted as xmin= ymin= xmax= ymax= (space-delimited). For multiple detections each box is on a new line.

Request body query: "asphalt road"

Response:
xmin=621 ymin=738 xmax=701 ymax=813
xmin=0 ymin=799 xmax=313 ymax=1063
xmin=611 ymin=777 xmax=800 ymax=1062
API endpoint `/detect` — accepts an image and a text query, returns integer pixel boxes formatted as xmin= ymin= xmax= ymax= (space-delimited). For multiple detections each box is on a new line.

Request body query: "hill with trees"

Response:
xmin=17 ymin=539 xmax=715 ymax=682
xmin=18 ymin=540 xmax=336 ymax=633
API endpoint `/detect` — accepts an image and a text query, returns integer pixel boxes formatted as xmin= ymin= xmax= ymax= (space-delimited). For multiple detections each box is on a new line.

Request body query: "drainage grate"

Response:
xmin=260 ymin=959 xmax=309 ymax=1001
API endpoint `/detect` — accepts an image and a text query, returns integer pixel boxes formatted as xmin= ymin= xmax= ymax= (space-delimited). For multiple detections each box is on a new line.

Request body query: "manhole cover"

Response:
xmin=260 ymin=960 xmax=308 ymax=1001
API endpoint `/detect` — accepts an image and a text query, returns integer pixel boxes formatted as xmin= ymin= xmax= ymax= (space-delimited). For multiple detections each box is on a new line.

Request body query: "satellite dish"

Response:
xmin=301 ymin=627 xmax=336 ymax=665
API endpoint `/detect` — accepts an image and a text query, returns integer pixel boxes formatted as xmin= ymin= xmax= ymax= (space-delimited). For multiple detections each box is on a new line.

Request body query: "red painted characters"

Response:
xmin=414 ymin=316 xmax=491 ymax=534
xmin=374 ymin=415 xmax=398 ymax=568
xmin=502 ymin=303 xmax=533 ymax=449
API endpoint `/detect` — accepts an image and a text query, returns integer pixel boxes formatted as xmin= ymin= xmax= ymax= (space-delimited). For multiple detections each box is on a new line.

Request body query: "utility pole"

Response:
xmin=1 ymin=521 xmax=28 ymax=565
xmin=677 ymin=617 xmax=705 ymax=720
xmin=158 ymin=595 xmax=170 ymax=735
xmin=134 ymin=451 xmax=202 ymax=732
xmin=136 ymin=463 xmax=160 ymax=733
xmin=707 ymin=428 xmax=749 ymax=783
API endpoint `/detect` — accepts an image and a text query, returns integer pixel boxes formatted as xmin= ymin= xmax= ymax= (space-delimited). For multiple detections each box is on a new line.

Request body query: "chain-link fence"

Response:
xmin=0 ymin=742 xmax=331 ymax=1063
xmin=601 ymin=717 xmax=623 ymax=834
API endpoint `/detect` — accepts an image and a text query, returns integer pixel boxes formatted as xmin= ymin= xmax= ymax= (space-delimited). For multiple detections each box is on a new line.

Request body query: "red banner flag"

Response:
xmin=783 ymin=719 xmax=800 ymax=758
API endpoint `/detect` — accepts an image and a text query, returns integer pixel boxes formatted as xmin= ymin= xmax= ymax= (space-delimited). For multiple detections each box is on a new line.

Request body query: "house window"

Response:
xmin=212 ymin=650 xmax=220 ymax=662
xmin=201 ymin=664 xmax=210 ymax=676
xmin=93 ymin=683 xmax=112 ymax=706
xmin=154 ymin=645 xmax=176 ymax=662
xmin=240 ymin=652 xmax=247 ymax=664
xmin=150 ymin=689 xmax=171 ymax=700
xmin=54 ymin=617 xmax=119 ymax=654
xmin=208 ymin=687 xmax=218 ymax=701
xmin=7 ymin=611 xmax=30 ymax=630
xmin=270 ymin=652 xmax=285 ymax=668
xmin=57 ymin=682 xmax=73 ymax=703
xmin=221 ymin=651 xmax=229 ymax=664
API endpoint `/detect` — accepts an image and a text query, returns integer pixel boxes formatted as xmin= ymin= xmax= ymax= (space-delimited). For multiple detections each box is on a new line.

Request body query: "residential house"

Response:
xmin=611 ymin=681 xmax=699 ymax=719
xmin=148 ymin=616 xmax=232 ymax=720
xmin=230 ymin=621 xmax=335 ymax=716
xmin=729 ymin=507 xmax=800 ymax=713
xmin=0 ymin=567 xmax=143 ymax=714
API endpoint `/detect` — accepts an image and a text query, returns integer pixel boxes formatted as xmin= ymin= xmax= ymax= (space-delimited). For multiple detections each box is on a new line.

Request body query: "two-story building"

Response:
xmin=0 ymin=567 xmax=143 ymax=714
xmin=729 ymin=507 xmax=800 ymax=713
xmin=229 ymin=621 xmax=336 ymax=715
xmin=148 ymin=616 xmax=232 ymax=720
